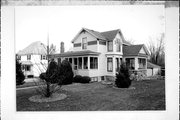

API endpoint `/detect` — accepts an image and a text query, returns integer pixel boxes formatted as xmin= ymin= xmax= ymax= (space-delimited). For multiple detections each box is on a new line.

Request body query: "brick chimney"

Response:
xmin=60 ymin=42 xmax=64 ymax=53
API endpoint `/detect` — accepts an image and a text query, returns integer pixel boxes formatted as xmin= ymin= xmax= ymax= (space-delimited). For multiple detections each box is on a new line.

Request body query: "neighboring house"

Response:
xmin=147 ymin=62 xmax=161 ymax=76
xmin=51 ymin=28 xmax=149 ymax=81
xmin=17 ymin=41 xmax=48 ymax=78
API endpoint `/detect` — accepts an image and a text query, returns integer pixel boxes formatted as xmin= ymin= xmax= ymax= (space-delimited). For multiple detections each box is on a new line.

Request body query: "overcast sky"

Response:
xmin=15 ymin=5 xmax=165 ymax=53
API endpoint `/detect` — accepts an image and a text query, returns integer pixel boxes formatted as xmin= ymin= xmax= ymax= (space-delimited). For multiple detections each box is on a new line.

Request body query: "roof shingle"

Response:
xmin=17 ymin=41 xmax=47 ymax=55
xmin=51 ymin=50 xmax=100 ymax=57
xmin=123 ymin=44 xmax=144 ymax=56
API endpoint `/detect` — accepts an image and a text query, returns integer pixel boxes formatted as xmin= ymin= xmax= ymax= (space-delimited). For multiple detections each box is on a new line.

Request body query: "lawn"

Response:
xmin=16 ymin=79 xmax=165 ymax=111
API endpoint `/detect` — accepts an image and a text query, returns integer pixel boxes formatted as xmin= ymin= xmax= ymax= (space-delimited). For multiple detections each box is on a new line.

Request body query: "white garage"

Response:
xmin=147 ymin=62 xmax=161 ymax=77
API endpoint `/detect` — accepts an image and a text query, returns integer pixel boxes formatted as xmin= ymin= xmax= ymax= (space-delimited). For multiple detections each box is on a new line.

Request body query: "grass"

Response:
xmin=16 ymin=79 xmax=165 ymax=111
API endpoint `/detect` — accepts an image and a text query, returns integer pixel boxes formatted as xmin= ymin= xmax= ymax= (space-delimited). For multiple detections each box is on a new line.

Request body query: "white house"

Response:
xmin=51 ymin=28 xmax=150 ymax=81
xmin=17 ymin=41 xmax=48 ymax=77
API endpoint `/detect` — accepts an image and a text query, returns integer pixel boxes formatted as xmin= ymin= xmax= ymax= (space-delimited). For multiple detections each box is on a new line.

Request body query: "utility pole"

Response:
xmin=46 ymin=29 xmax=50 ymax=97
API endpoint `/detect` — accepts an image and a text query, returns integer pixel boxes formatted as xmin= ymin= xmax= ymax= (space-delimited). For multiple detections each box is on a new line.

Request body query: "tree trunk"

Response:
xmin=46 ymin=82 xmax=50 ymax=97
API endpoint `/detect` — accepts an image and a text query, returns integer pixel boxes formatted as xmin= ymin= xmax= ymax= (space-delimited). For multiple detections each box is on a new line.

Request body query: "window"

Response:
xmin=138 ymin=58 xmax=146 ymax=69
xmin=115 ymin=38 xmax=121 ymax=52
xmin=116 ymin=58 xmax=120 ymax=72
xmin=107 ymin=58 xmax=113 ymax=72
xmin=78 ymin=57 xmax=82 ymax=69
xmin=90 ymin=57 xmax=98 ymax=69
xmin=27 ymin=55 xmax=31 ymax=60
xmin=69 ymin=58 xmax=72 ymax=64
xmin=82 ymin=37 xmax=87 ymax=49
xmin=74 ymin=58 xmax=77 ymax=70
xmin=83 ymin=57 xmax=88 ymax=69
xmin=107 ymin=41 xmax=113 ymax=52
xmin=126 ymin=58 xmax=135 ymax=69
xmin=22 ymin=65 xmax=31 ymax=71
xmin=17 ymin=55 xmax=21 ymax=60
xmin=41 ymin=55 xmax=46 ymax=60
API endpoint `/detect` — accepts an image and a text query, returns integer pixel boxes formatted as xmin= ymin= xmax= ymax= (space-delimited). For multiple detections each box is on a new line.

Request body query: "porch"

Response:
xmin=51 ymin=50 xmax=101 ymax=81
xmin=124 ymin=57 xmax=147 ymax=75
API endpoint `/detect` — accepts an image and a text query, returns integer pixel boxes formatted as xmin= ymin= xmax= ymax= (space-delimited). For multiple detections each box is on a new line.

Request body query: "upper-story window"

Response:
xmin=82 ymin=37 xmax=87 ymax=49
xmin=115 ymin=38 xmax=121 ymax=52
xmin=27 ymin=55 xmax=31 ymax=60
xmin=107 ymin=41 xmax=113 ymax=52
xmin=17 ymin=55 xmax=21 ymax=60
xmin=41 ymin=55 xmax=46 ymax=60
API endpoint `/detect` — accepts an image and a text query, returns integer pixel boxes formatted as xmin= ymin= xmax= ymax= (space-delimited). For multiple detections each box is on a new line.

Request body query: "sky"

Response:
xmin=15 ymin=5 xmax=165 ymax=53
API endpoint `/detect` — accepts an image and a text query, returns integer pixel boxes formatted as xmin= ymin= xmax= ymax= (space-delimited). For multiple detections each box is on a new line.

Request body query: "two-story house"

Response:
xmin=17 ymin=41 xmax=48 ymax=78
xmin=51 ymin=28 xmax=149 ymax=81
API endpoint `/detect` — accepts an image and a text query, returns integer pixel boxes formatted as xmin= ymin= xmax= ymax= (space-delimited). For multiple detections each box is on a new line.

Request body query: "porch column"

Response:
xmin=88 ymin=56 xmax=90 ymax=70
xmin=113 ymin=56 xmax=116 ymax=75
xmin=72 ymin=57 xmax=74 ymax=70
xmin=135 ymin=57 xmax=139 ymax=70
xmin=145 ymin=58 xmax=147 ymax=69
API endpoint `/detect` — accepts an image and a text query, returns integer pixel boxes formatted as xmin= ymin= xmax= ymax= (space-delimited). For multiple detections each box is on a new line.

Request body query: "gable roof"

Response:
xmin=123 ymin=44 xmax=149 ymax=57
xmin=17 ymin=41 xmax=47 ymax=55
xmin=147 ymin=62 xmax=161 ymax=69
xmin=71 ymin=28 xmax=131 ymax=45
xmin=84 ymin=28 xmax=107 ymax=41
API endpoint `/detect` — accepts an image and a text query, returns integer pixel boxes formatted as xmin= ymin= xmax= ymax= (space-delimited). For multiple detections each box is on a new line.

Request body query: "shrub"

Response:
xmin=73 ymin=75 xmax=82 ymax=83
xmin=73 ymin=75 xmax=91 ymax=83
xmin=81 ymin=76 xmax=91 ymax=83
xmin=58 ymin=60 xmax=74 ymax=85
xmin=39 ymin=72 xmax=46 ymax=80
xmin=46 ymin=59 xmax=58 ymax=83
xmin=16 ymin=59 xmax=25 ymax=85
xmin=115 ymin=63 xmax=131 ymax=88
xmin=39 ymin=60 xmax=60 ymax=84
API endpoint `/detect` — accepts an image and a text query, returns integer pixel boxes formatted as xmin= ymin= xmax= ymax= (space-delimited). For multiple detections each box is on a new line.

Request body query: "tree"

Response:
xmin=147 ymin=33 xmax=165 ymax=67
xmin=115 ymin=63 xmax=131 ymax=88
xmin=57 ymin=59 xmax=74 ymax=85
xmin=16 ymin=58 xmax=25 ymax=85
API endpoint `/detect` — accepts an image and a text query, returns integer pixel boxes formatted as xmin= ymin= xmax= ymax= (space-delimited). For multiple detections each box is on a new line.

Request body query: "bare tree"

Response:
xmin=147 ymin=33 xmax=165 ymax=67
xmin=32 ymin=43 xmax=61 ymax=98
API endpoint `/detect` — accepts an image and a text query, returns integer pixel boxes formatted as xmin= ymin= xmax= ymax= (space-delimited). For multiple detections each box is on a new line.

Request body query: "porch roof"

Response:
xmin=50 ymin=50 xmax=100 ymax=58
xmin=123 ymin=44 xmax=148 ymax=57
xmin=20 ymin=61 xmax=33 ymax=65
xmin=147 ymin=62 xmax=161 ymax=69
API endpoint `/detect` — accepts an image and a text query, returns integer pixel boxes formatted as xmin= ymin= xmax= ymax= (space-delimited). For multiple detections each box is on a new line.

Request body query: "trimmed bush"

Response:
xmin=58 ymin=60 xmax=74 ymax=85
xmin=16 ymin=59 xmax=25 ymax=85
xmin=115 ymin=63 xmax=131 ymax=88
xmin=73 ymin=75 xmax=82 ymax=83
xmin=39 ymin=60 xmax=59 ymax=84
xmin=73 ymin=75 xmax=91 ymax=83
xmin=39 ymin=72 xmax=46 ymax=80
xmin=81 ymin=76 xmax=91 ymax=83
